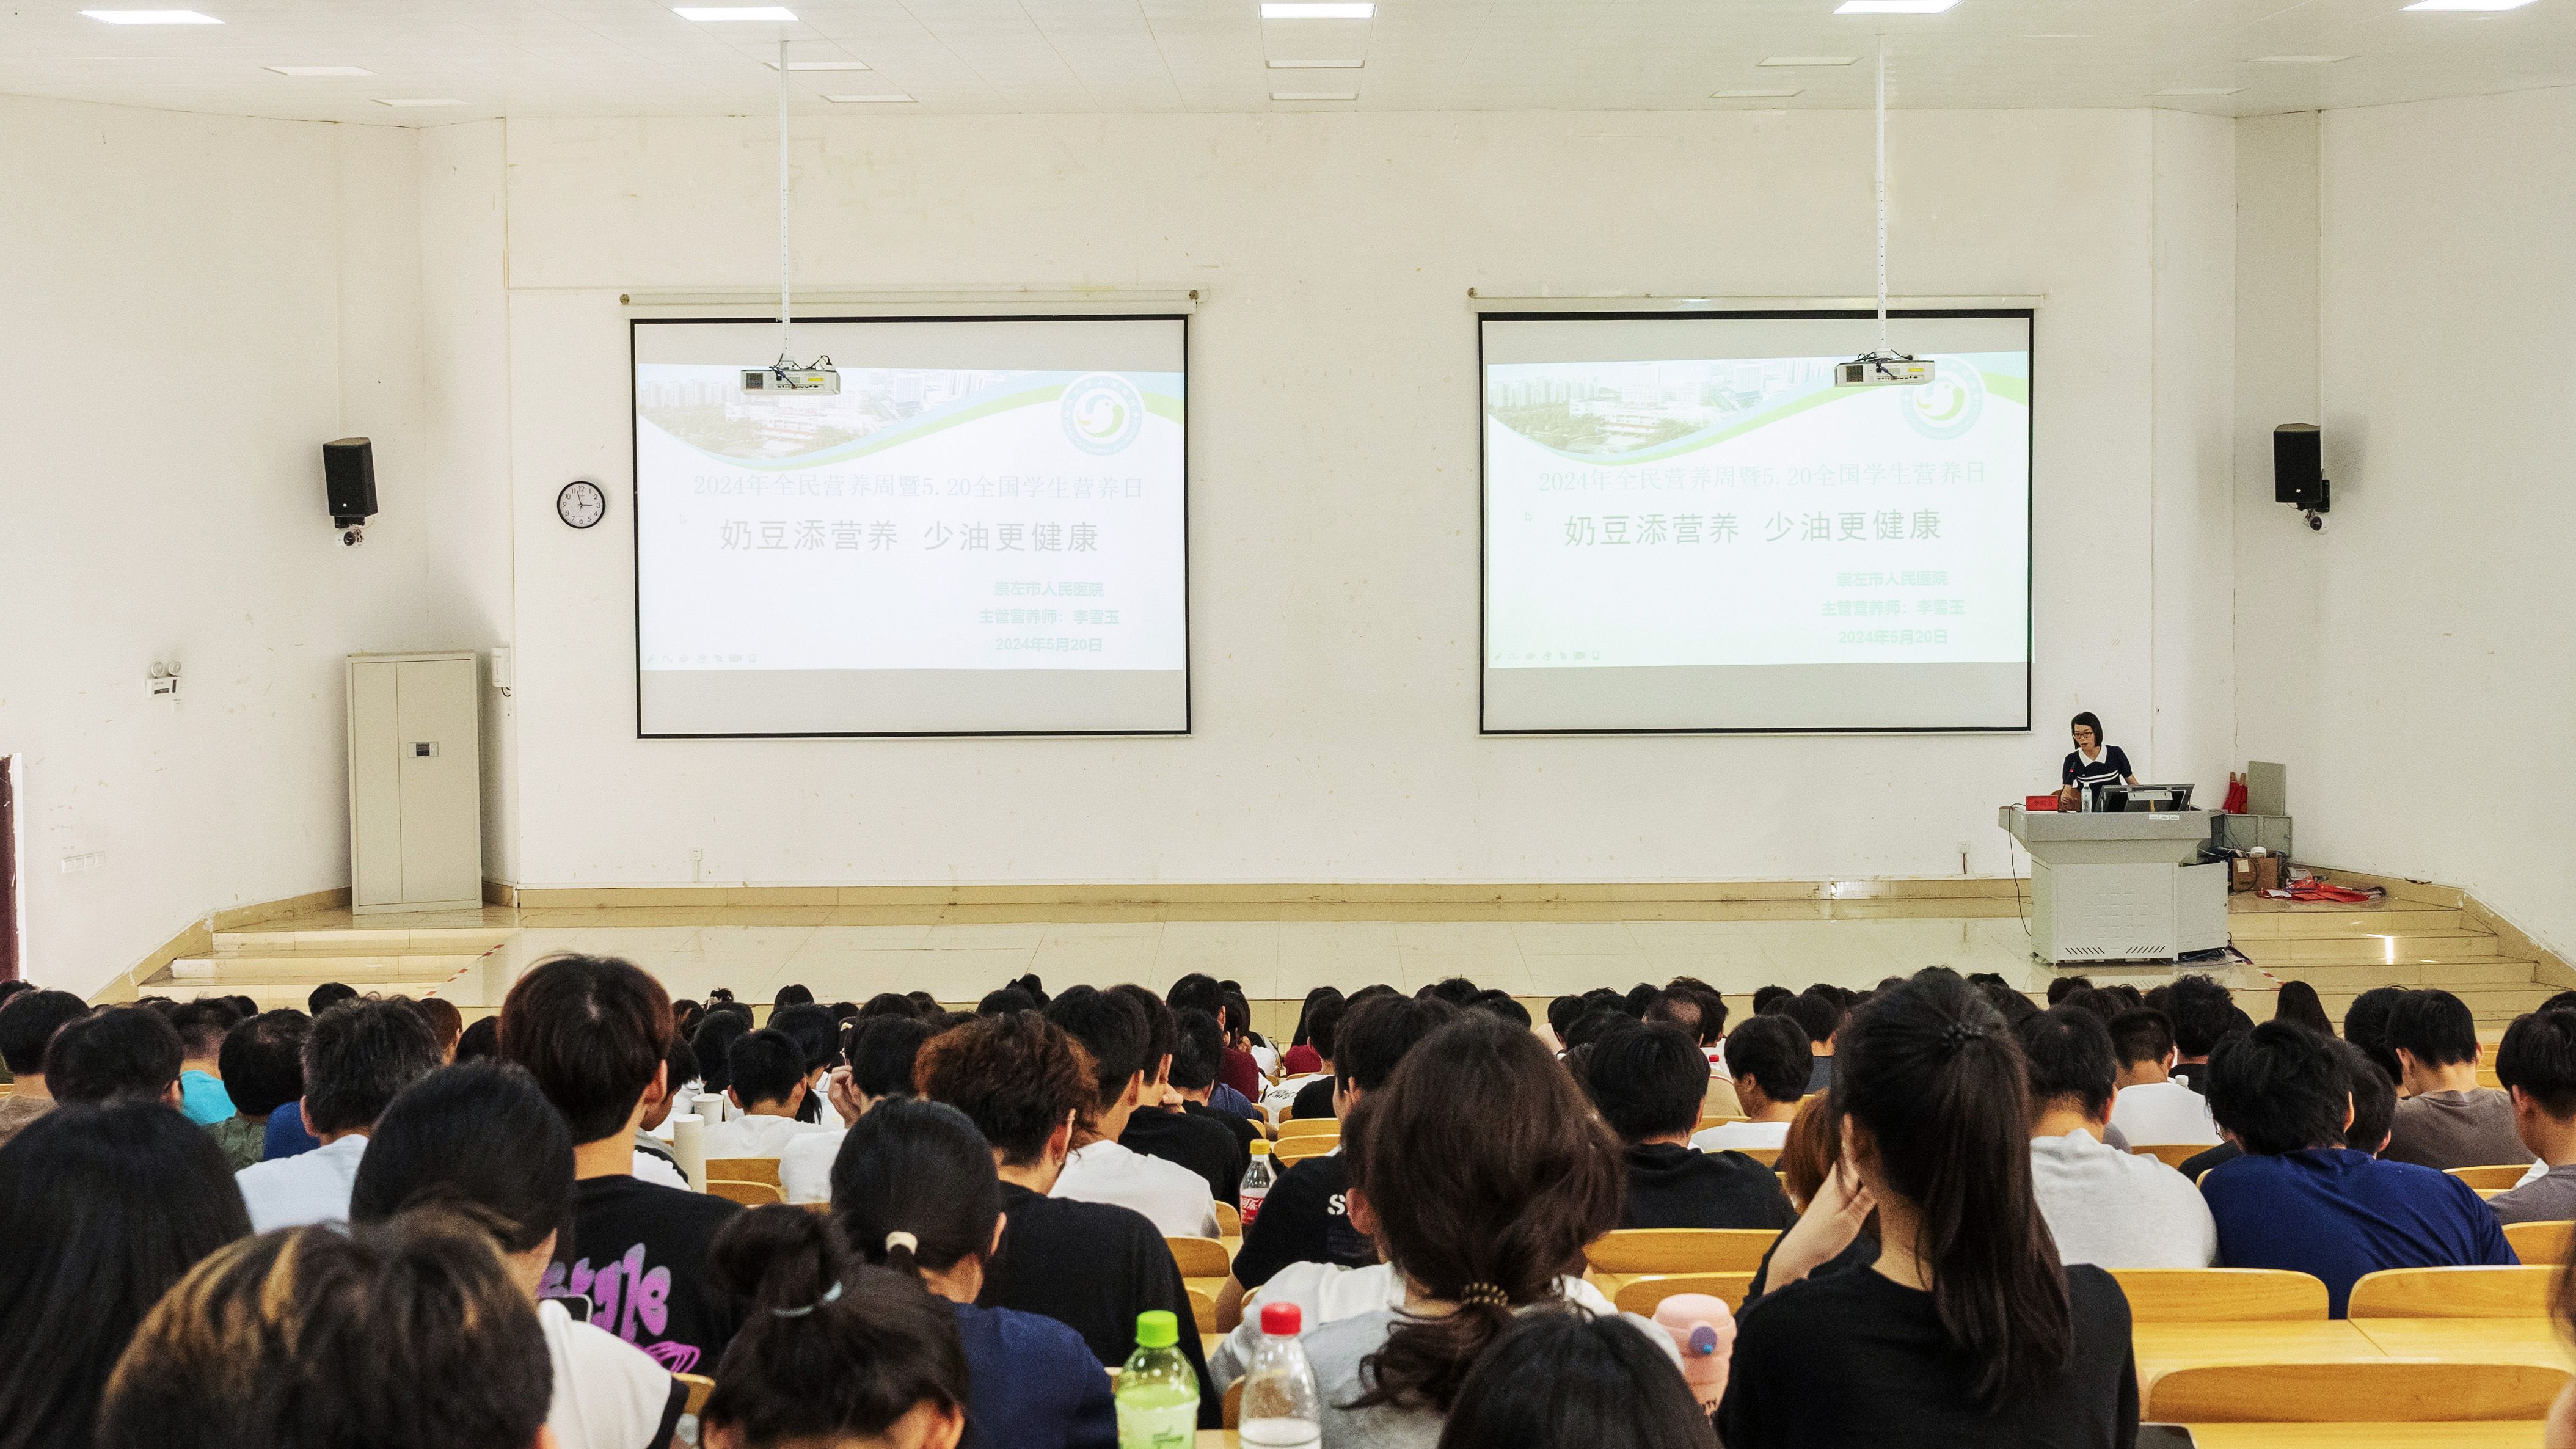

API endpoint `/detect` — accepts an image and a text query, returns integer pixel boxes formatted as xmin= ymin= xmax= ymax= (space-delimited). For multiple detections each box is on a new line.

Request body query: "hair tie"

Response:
xmin=771 ymin=1281 xmax=843 ymax=1319
xmin=1458 ymin=1282 xmax=1511 ymax=1310
xmin=1941 ymin=1021 xmax=1988 ymax=1051
xmin=883 ymin=1232 xmax=918 ymax=1257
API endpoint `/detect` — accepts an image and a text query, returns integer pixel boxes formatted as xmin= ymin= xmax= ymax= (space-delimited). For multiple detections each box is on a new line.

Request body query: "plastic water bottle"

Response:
xmin=1239 ymin=1301 xmax=1321 ymax=1447
xmin=1240 ymin=1139 xmax=1277 ymax=1228
xmin=1115 ymin=1310 xmax=1199 ymax=1449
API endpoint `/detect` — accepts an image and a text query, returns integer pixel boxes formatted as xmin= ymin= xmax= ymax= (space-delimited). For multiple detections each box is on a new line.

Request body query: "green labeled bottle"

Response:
xmin=1115 ymin=1309 xmax=1199 ymax=1449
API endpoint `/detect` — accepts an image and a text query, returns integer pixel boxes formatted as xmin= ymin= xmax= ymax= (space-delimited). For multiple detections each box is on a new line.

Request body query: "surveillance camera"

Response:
xmin=2305 ymin=513 xmax=2324 ymax=533
xmin=343 ymin=528 xmax=363 ymax=547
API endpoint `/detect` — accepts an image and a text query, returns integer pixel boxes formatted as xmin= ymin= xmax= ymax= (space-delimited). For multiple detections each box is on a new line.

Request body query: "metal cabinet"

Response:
xmin=347 ymin=651 xmax=482 ymax=914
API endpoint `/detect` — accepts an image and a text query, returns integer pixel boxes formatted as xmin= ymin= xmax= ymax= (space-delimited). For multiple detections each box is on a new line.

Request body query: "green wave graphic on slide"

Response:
xmin=659 ymin=385 xmax=1184 ymax=472
xmin=1494 ymin=370 xmax=2026 ymax=465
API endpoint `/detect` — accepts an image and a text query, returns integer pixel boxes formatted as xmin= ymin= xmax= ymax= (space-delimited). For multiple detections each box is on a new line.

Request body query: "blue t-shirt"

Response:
xmin=2202 ymin=1147 xmax=2516 ymax=1315
xmin=2062 ymin=745 xmax=2133 ymax=791
xmin=264 ymin=1100 xmax=321 ymax=1160
xmin=950 ymin=1300 xmax=1116 ymax=1449
xmin=179 ymin=1069 xmax=237 ymax=1126
xmin=1209 ymin=1083 xmax=1257 ymax=1119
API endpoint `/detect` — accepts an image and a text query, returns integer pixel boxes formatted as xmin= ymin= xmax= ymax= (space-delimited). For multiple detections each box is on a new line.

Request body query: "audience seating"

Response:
xmin=1612 ymin=1272 xmax=1756 ymax=1315
xmin=1166 ymin=1236 xmax=1232 ymax=1279
xmin=706 ymin=1178 xmax=784 ymax=1207
xmin=1186 ymin=1285 xmax=1219 ymax=1332
xmin=705 ymin=1156 xmax=782 ymax=1188
xmin=2128 ymin=1144 xmax=2205 ymax=1169
xmin=677 ymin=1373 xmax=715 ymax=1416
xmin=1732 ymin=1146 xmax=1781 ymax=1168
xmin=2501 ymin=1221 xmax=2572 ymax=1265
xmin=2146 ymin=1362 xmax=2569 ymax=1423
xmin=2107 ymin=1268 xmax=2330 ymax=1322
xmin=1276 ymin=1118 xmax=1339 ymax=1139
xmin=1212 ymin=1201 xmax=1241 ymax=1235
xmin=1585 ymin=1228 xmax=1776 ymax=1275
xmin=2446 ymin=1166 xmax=2535 ymax=1191
xmin=1223 ymin=1379 xmax=1242 ymax=1430
xmin=1273 ymin=1137 xmax=1335 ymax=1165
xmin=1696 ymin=1114 xmax=1745 ymax=1129
xmin=2346 ymin=1266 xmax=2556 ymax=1319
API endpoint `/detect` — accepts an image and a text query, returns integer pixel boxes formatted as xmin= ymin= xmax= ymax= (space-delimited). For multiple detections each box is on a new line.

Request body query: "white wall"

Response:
xmin=2235 ymin=89 xmax=2576 ymax=958
xmin=490 ymin=110 xmax=2241 ymax=890
xmin=0 ymin=97 xmax=442 ymax=998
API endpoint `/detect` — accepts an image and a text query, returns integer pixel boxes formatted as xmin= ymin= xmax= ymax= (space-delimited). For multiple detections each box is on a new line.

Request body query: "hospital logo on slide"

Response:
xmin=1901 ymin=357 xmax=1985 ymax=441
xmin=1061 ymin=373 xmax=1144 ymax=456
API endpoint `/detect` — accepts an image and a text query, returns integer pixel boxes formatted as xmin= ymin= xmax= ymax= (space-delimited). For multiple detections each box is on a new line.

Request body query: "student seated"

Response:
xmin=2163 ymin=974 xmax=2236 ymax=1095
xmin=831 ymin=1097 xmax=1117 ymax=1449
xmin=97 ymin=1211 xmax=553 ymax=1449
xmin=1693 ymin=1015 xmax=1811 ymax=1153
xmin=1304 ymin=1013 xmax=1677 ymax=1447
xmin=2485 ymin=1009 xmax=2576 ymax=1224
xmin=1040 ymin=987 xmax=1219 ymax=1237
xmin=1435 ymin=1308 xmax=1721 ymax=1449
xmin=0 ymin=1102 xmax=250 ymax=1449
xmin=2384 ymin=988 xmax=2530 ymax=1170
xmin=349 ymin=1060 xmax=687 ymax=1449
xmin=208 ymin=1010 xmax=309 ymax=1171
xmin=703 ymin=1028 xmax=842 ymax=1159
xmin=1169 ymin=1007 xmax=1261 ymax=1173
xmin=2200 ymin=1020 xmax=2514 ymax=1316
xmin=915 ymin=1011 xmax=1219 ymax=1428
xmin=1577 ymin=1021 xmax=1790 ymax=1231
xmin=2015 ymin=1007 xmax=2216 ymax=1268
xmin=1280 ymin=987 xmax=1341 ymax=1079
xmin=1720 ymin=975 xmax=2139 ymax=1449
xmin=786 ymin=1014 xmax=934 ymax=1202
xmin=2103 ymin=1007 xmax=2219 ymax=1146
xmin=1110 ymin=987 xmax=1244 ymax=1213
xmin=232 ymin=996 xmax=444 ymax=1233
xmin=699 ymin=1207 xmax=970 ymax=1449
xmin=0 ymin=989 xmax=87 ymax=1148
xmin=1265 ymin=995 xmax=1345 ymax=1122
xmin=166 ymin=998 xmax=243 ymax=1128
xmin=502 ymin=954 xmax=745 ymax=1374
xmin=1781 ymin=992 xmax=1842 ymax=1094
xmin=43 ymin=1005 xmax=186 ymax=1110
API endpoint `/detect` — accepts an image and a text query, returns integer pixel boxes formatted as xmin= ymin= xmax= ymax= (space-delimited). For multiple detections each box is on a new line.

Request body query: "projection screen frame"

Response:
xmin=629 ymin=313 xmax=1192 ymax=740
xmin=1476 ymin=307 xmax=2035 ymax=737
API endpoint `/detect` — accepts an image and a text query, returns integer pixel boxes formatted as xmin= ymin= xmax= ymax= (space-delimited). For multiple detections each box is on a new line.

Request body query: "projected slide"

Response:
xmin=633 ymin=316 xmax=1187 ymax=736
xmin=1480 ymin=312 xmax=2031 ymax=733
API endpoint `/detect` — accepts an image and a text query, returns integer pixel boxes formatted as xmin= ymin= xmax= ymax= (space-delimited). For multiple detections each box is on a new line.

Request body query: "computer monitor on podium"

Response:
xmin=2092 ymin=783 xmax=2194 ymax=813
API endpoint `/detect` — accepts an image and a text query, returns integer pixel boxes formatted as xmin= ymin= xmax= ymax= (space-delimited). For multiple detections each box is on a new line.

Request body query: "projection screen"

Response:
xmin=632 ymin=315 xmax=1188 ymax=737
xmin=1480 ymin=310 xmax=2032 ymax=734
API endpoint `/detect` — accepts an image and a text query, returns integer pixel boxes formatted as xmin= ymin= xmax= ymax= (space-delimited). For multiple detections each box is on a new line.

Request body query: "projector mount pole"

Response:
xmin=777 ymin=37 xmax=792 ymax=374
xmin=1839 ymin=34 xmax=1920 ymax=384
xmin=1875 ymin=37 xmax=1888 ymax=357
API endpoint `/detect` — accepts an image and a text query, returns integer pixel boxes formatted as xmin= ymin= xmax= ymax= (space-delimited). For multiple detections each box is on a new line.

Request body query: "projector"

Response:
xmin=742 ymin=365 xmax=839 ymax=395
xmin=1835 ymin=355 xmax=1936 ymax=387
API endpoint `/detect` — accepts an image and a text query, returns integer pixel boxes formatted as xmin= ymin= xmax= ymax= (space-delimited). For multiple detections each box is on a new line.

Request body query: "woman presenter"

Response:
xmin=2056 ymin=711 xmax=2136 ymax=809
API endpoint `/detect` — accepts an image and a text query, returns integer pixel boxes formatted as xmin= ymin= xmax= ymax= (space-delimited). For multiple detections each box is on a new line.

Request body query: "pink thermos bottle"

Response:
xmin=1650 ymin=1293 xmax=1736 ymax=1414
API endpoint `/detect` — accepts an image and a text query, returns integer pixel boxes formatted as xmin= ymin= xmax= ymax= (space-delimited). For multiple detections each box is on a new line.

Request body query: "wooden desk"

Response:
xmin=2183 ymin=1425 xmax=2541 ymax=1447
xmin=2352 ymin=1318 xmax=2570 ymax=1372
xmin=2131 ymin=1321 xmax=2383 ymax=1399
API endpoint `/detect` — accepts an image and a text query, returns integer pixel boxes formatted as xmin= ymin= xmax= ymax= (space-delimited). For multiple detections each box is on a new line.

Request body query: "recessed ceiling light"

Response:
xmin=825 ymin=92 xmax=913 ymax=103
xmin=2253 ymin=53 xmax=2352 ymax=62
xmin=763 ymin=59 xmax=869 ymax=70
xmin=1834 ymin=0 xmax=1961 ymax=13
xmin=1262 ymin=3 xmax=1374 ymax=17
xmin=1268 ymin=59 xmax=1363 ymax=68
xmin=1711 ymin=88 xmax=1801 ymax=97
xmin=80 ymin=9 xmax=221 ymax=22
xmin=2155 ymin=86 xmax=2244 ymax=95
xmin=1272 ymin=90 xmax=1359 ymax=100
xmin=1759 ymin=56 xmax=1858 ymax=65
xmin=374 ymin=97 xmax=464 ymax=107
xmin=2403 ymin=0 xmax=2536 ymax=10
xmin=673 ymin=5 xmax=797 ymax=20
xmin=266 ymin=65 xmax=374 ymax=76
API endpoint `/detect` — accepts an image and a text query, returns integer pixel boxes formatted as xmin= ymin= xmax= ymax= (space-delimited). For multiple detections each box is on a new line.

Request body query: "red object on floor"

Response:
xmin=2287 ymin=883 xmax=2374 ymax=903
xmin=2025 ymin=795 xmax=2061 ymax=812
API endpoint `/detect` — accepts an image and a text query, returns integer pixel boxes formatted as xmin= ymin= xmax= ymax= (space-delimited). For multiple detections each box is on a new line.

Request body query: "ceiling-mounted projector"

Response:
xmin=742 ymin=362 xmax=839 ymax=395
xmin=1836 ymin=352 xmax=1935 ymax=387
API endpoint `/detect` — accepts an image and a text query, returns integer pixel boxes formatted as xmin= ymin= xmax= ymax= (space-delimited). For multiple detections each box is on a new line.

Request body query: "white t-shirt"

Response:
xmin=2029 ymin=1129 xmax=2219 ymax=1269
xmin=2106 ymin=1079 xmax=2221 ymax=1147
xmin=1206 ymin=1262 xmax=1620 ymax=1389
xmin=779 ymin=1128 xmax=849 ymax=1203
xmin=633 ymin=1151 xmax=690 ymax=1191
xmin=1690 ymin=1120 xmax=1791 ymax=1153
xmin=539 ymin=1298 xmax=676 ymax=1449
xmin=1051 ymin=1139 xmax=1220 ymax=1237
xmin=1262 ymin=1073 xmax=1327 ymax=1119
xmin=703 ymin=1112 xmax=840 ymax=1162
xmin=235 ymin=1133 xmax=369 ymax=1234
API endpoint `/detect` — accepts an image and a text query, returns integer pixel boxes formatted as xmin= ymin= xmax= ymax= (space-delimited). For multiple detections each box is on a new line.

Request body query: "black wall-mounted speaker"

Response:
xmin=324 ymin=437 xmax=377 ymax=527
xmin=2272 ymin=424 xmax=2322 ymax=506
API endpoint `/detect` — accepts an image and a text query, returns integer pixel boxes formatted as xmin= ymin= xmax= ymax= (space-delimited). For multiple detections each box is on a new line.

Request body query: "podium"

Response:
xmin=1999 ymin=806 xmax=2230 ymax=965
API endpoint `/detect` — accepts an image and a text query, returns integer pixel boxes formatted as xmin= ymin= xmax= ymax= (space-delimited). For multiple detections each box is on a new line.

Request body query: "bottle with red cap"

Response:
xmin=1238 ymin=1301 xmax=1321 ymax=1447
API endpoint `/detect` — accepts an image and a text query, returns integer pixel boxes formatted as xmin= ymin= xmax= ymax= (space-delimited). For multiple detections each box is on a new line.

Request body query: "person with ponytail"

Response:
xmin=1302 ymin=1012 xmax=1677 ymax=1448
xmin=1718 ymin=973 xmax=2139 ymax=1448
xmin=830 ymin=1098 xmax=1115 ymax=1449
xmin=701 ymin=1204 xmax=972 ymax=1449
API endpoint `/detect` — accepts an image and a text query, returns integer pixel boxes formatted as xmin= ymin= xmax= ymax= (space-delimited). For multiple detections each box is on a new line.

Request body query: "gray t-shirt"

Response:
xmin=1304 ymin=1304 xmax=1677 ymax=1449
xmin=2384 ymin=1088 xmax=2531 ymax=1172
xmin=2487 ymin=1162 xmax=2576 ymax=1225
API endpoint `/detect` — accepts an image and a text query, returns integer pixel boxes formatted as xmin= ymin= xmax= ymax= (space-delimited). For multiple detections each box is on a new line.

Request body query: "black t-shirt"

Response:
xmin=1228 ymin=1152 xmax=1373 ymax=1290
xmin=544 ymin=1175 xmax=746 ymax=1378
xmin=1621 ymin=1143 xmax=1796 ymax=1232
xmin=1181 ymin=1101 xmax=1257 ymax=1183
xmin=1122 ymin=1104 xmax=1245 ymax=1211
xmin=980 ymin=1183 xmax=1220 ymax=1429
xmin=1289 ymin=1078 xmax=1336 ymax=1120
xmin=1741 ymin=1230 xmax=1878 ymax=1312
xmin=1719 ymin=1262 xmax=2139 ymax=1449
xmin=2180 ymin=1141 xmax=2240 ymax=1180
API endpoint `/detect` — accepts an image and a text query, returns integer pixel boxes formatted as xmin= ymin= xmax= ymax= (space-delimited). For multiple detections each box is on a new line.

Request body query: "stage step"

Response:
xmin=2225 ymin=908 xmax=2471 ymax=938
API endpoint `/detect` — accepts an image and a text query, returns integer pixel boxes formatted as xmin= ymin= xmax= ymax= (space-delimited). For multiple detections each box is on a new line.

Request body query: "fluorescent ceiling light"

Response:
xmin=267 ymin=65 xmax=373 ymax=76
xmin=2253 ymin=53 xmax=2351 ymax=62
xmin=81 ymin=10 xmax=221 ymax=22
xmin=1268 ymin=59 xmax=1363 ymax=68
xmin=1834 ymin=0 xmax=1962 ymax=13
xmin=1272 ymin=90 xmax=1359 ymax=99
xmin=764 ymin=59 xmax=869 ymax=69
xmin=1759 ymin=55 xmax=1858 ymax=65
xmin=673 ymin=5 xmax=797 ymax=20
xmin=1711 ymin=88 xmax=1801 ymax=97
xmin=2155 ymin=86 xmax=2244 ymax=95
xmin=825 ymin=92 xmax=912 ymax=102
xmin=1262 ymin=3 xmax=1375 ymax=17
xmin=374 ymin=97 xmax=463 ymax=106
xmin=2403 ymin=0 xmax=2536 ymax=10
